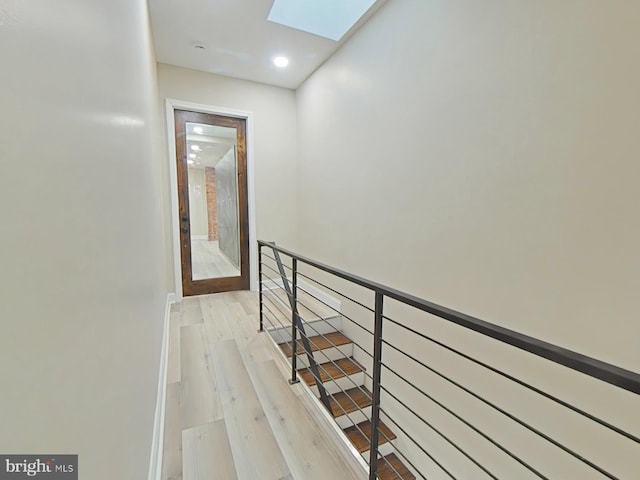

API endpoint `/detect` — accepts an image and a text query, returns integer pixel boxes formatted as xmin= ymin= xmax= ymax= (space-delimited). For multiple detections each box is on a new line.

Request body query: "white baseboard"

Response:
xmin=148 ymin=292 xmax=176 ymax=480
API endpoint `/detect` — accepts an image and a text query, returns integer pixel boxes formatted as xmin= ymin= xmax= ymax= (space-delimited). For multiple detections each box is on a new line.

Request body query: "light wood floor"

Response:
xmin=161 ymin=290 xmax=364 ymax=480
xmin=191 ymin=240 xmax=240 ymax=280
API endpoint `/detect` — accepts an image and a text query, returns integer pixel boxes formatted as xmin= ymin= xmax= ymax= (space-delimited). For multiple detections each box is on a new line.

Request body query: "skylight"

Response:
xmin=267 ymin=0 xmax=377 ymax=42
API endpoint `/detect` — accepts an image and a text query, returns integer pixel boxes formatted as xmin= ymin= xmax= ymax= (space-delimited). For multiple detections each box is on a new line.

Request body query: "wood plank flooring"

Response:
xmin=161 ymin=291 xmax=364 ymax=480
xmin=191 ymin=239 xmax=240 ymax=280
xmin=298 ymin=357 xmax=364 ymax=386
xmin=182 ymin=421 xmax=237 ymax=480
xmin=343 ymin=420 xmax=397 ymax=453
xmin=328 ymin=386 xmax=373 ymax=418
xmin=377 ymin=454 xmax=416 ymax=480
xmin=279 ymin=331 xmax=352 ymax=357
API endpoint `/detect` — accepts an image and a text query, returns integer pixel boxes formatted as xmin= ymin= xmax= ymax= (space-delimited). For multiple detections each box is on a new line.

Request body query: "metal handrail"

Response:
xmin=258 ymin=240 xmax=640 ymax=395
xmin=257 ymin=240 xmax=640 ymax=480
xmin=262 ymin=242 xmax=332 ymax=411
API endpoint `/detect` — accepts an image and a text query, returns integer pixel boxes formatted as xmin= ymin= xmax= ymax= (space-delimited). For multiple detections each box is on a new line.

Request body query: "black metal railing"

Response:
xmin=268 ymin=242 xmax=332 ymax=410
xmin=258 ymin=240 xmax=640 ymax=480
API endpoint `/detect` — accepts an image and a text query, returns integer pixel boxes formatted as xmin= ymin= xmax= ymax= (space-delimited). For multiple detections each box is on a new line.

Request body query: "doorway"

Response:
xmin=174 ymin=109 xmax=250 ymax=296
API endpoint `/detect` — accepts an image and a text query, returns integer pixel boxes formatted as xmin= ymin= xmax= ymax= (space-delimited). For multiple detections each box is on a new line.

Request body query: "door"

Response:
xmin=174 ymin=109 xmax=250 ymax=296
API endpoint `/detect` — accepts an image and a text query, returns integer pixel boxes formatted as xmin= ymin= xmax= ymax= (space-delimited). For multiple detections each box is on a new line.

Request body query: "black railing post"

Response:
xmin=256 ymin=240 xmax=640 ymax=480
xmin=369 ymin=292 xmax=384 ymax=480
xmin=289 ymin=258 xmax=300 ymax=384
xmin=270 ymin=244 xmax=332 ymax=411
xmin=258 ymin=243 xmax=264 ymax=332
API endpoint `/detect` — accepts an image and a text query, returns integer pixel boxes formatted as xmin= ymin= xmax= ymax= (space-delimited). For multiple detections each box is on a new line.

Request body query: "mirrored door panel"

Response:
xmin=185 ymin=121 xmax=240 ymax=281
xmin=175 ymin=110 xmax=249 ymax=295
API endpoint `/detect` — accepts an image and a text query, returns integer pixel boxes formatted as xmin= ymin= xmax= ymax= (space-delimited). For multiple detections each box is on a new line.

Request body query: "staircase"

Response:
xmin=281 ymin=332 xmax=415 ymax=480
xmin=260 ymin=241 xmax=640 ymax=480
xmin=265 ymin=291 xmax=416 ymax=480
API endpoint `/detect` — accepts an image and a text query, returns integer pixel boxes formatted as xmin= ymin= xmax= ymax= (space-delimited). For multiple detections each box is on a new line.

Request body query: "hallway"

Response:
xmin=161 ymin=291 xmax=363 ymax=480
xmin=3 ymin=1 xmax=640 ymax=478
xmin=190 ymin=240 xmax=240 ymax=280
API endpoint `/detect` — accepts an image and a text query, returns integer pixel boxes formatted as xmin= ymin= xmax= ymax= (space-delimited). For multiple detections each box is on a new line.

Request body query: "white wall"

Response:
xmin=157 ymin=63 xmax=298 ymax=292
xmin=297 ymin=0 xmax=640 ymax=377
xmin=0 ymin=1 xmax=167 ymax=479
xmin=296 ymin=0 xmax=640 ymax=477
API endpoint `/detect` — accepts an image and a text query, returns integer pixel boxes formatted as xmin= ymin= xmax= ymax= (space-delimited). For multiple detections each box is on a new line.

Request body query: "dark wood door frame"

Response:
xmin=174 ymin=109 xmax=250 ymax=296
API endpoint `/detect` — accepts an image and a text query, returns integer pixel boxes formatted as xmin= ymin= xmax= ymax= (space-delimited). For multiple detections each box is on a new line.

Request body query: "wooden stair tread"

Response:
xmin=343 ymin=419 xmax=397 ymax=453
xmin=377 ymin=453 xmax=416 ymax=480
xmin=279 ymin=331 xmax=352 ymax=357
xmin=298 ymin=357 xmax=364 ymax=386
xmin=328 ymin=386 xmax=372 ymax=417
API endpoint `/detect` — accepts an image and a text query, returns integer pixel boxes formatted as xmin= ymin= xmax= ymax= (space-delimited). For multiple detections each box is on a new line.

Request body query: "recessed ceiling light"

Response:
xmin=193 ymin=126 xmax=204 ymax=134
xmin=189 ymin=153 xmax=197 ymax=159
xmin=273 ymin=56 xmax=289 ymax=68
xmin=190 ymin=145 xmax=201 ymax=151
xmin=188 ymin=159 xmax=194 ymax=165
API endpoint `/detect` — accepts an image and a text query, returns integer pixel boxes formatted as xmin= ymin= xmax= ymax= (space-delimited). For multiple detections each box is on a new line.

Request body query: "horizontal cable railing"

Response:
xmin=258 ymin=240 xmax=640 ymax=480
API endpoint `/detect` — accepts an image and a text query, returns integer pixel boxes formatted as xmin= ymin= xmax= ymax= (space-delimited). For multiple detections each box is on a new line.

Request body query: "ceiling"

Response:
xmin=148 ymin=0 xmax=386 ymax=89
xmin=186 ymin=122 xmax=236 ymax=169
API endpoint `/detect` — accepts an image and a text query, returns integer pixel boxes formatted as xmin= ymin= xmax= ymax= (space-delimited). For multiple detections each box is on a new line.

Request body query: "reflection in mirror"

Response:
xmin=186 ymin=122 xmax=240 ymax=281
